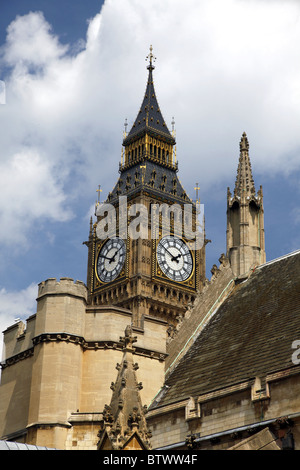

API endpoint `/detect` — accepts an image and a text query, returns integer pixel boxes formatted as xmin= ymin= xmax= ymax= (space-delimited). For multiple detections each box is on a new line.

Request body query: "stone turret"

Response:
xmin=226 ymin=133 xmax=266 ymax=277
xmin=35 ymin=277 xmax=87 ymax=336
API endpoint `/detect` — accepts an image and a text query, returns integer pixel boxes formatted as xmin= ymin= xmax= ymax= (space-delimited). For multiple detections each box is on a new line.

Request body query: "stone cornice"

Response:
xmin=68 ymin=412 xmax=103 ymax=423
xmin=26 ymin=421 xmax=71 ymax=430
xmin=85 ymin=305 xmax=132 ymax=316
xmin=1 ymin=348 xmax=34 ymax=369
xmin=147 ymin=365 xmax=300 ymax=418
xmin=2 ymin=332 xmax=167 ymax=369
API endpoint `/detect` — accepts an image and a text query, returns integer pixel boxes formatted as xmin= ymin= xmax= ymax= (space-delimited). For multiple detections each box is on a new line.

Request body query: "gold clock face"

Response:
xmin=96 ymin=238 xmax=126 ymax=283
xmin=156 ymin=236 xmax=193 ymax=282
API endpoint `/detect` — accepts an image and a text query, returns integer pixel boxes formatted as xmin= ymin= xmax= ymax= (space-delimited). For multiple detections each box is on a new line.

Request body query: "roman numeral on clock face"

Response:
xmin=157 ymin=236 xmax=193 ymax=281
xmin=97 ymin=238 xmax=126 ymax=283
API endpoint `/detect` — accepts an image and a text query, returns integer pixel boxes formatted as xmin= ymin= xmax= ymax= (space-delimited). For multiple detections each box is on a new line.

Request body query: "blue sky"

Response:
xmin=0 ymin=0 xmax=102 ymax=45
xmin=0 ymin=0 xmax=300 ymax=351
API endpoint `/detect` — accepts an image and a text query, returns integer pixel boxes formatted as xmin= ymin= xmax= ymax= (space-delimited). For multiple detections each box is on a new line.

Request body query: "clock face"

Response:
xmin=97 ymin=238 xmax=126 ymax=283
xmin=157 ymin=236 xmax=193 ymax=282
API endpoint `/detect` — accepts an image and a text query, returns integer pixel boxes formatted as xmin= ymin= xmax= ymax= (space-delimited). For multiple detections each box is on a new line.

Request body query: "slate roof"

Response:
xmin=151 ymin=250 xmax=300 ymax=408
xmin=123 ymin=65 xmax=175 ymax=146
xmin=107 ymin=160 xmax=191 ymax=204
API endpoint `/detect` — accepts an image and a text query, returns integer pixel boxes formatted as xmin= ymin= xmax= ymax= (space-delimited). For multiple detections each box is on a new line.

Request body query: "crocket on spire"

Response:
xmin=234 ymin=132 xmax=256 ymax=197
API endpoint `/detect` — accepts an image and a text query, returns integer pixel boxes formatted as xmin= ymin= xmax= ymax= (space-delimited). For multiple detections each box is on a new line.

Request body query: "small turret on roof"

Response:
xmin=226 ymin=132 xmax=266 ymax=276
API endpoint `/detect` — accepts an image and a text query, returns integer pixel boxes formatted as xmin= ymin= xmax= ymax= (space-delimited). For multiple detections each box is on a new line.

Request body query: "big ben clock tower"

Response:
xmin=86 ymin=47 xmax=206 ymax=330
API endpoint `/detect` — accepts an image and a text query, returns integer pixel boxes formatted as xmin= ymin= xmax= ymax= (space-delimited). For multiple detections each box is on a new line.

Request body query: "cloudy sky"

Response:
xmin=0 ymin=0 xmax=300 ymax=355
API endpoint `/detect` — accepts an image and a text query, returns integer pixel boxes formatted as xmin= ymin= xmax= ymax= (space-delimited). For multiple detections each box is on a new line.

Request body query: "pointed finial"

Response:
xmin=95 ymin=184 xmax=102 ymax=214
xmin=146 ymin=45 xmax=156 ymax=70
xmin=194 ymin=183 xmax=200 ymax=204
xmin=171 ymin=117 xmax=176 ymax=138
xmin=240 ymin=132 xmax=249 ymax=151
xmin=95 ymin=184 xmax=102 ymax=215
xmin=96 ymin=185 xmax=102 ymax=204
xmin=124 ymin=118 xmax=128 ymax=137
xmin=235 ymin=132 xmax=255 ymax=197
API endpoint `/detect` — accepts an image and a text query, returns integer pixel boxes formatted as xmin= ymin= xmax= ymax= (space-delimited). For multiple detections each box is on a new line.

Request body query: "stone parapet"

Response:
xmin=37 ymin=277 xmax=87 ymax=301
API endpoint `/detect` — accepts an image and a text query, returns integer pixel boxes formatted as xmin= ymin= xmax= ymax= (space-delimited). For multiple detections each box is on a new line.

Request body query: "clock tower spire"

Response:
xmin=121 ymin=45 xmax=176 ymax=169
xmin=87 ymin=48 xmax=206 ymax=331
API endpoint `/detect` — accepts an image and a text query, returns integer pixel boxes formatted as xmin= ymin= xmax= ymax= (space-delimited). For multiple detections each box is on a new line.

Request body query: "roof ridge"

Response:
xmin=256 ymin=248 xmax=300 ymax=270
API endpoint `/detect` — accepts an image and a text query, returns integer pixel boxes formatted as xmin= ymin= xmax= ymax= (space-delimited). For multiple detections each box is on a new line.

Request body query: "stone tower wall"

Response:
xmin=0 ymin=277 xmax=167 ymax=449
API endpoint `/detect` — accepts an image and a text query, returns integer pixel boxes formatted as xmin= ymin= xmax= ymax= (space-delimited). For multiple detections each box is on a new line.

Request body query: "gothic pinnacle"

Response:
xmin=97 ymin=326 xmax=152 ymax=450
xmin=234 ymin=132 xmax=255 ymax=197
xmin=240 ymin=132 xmax=249 ymax=152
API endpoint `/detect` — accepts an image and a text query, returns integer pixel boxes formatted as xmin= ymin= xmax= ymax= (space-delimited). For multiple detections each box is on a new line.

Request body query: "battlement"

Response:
xmin=38 ymin=277 xmax=87 ymax=301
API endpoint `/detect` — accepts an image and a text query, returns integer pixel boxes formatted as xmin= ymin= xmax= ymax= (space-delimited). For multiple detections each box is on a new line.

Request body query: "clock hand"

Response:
xmin=109 ymin=248 xmax=121 ymax=264
xmin=165 ymin=247 xmax=175 ymax=258
xmin=99 ymin=254 xmax=113 ymax=261
xmin=99 ymin=249 xmax=120 ymax=263
xmin=165 ymin=247 xmax=180 ymax=263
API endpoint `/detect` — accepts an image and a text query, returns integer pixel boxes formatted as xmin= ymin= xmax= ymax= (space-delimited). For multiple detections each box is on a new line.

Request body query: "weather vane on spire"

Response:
xmin=146 ymin=45 xmax=156 ymax=70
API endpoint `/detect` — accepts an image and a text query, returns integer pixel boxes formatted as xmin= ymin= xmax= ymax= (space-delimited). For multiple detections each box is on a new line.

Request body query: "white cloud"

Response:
xmin=0 ymin=80 xmax=5 ymax=104
xmin=1 ymin=1 xmax=300 ymax=220
xmin=3 ymin=11 xmax=68 ymax=67
xmin=0 ymin=149 xmax=72 ymax=246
